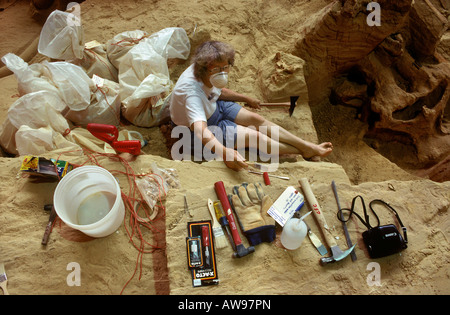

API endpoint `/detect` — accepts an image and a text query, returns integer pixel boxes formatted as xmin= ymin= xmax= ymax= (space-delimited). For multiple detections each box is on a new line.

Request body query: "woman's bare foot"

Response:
xmin=302 ymin=142 xmax=333 ymax=161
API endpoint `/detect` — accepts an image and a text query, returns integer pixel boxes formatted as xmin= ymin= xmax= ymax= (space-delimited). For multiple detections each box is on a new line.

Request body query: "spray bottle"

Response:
xmin=280 ymin=211 xmax=312 ymax=250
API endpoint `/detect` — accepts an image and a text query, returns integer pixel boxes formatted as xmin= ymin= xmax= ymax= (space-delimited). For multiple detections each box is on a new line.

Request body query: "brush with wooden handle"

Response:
xmin=207 ymin=199 xmax=228 ymax=249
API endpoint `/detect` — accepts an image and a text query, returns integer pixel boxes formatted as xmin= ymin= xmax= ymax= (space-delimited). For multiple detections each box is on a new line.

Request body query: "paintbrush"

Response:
xmin=0 ymin=263 xmax=9 ymax=295
xmin=207 ymin=199 xmax=228 ymax=249
xmin=213 ymin=200 xmax=236 ymax=251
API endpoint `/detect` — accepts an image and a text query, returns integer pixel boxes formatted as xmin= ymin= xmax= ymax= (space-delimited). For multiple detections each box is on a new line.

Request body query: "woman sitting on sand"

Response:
xmin=169 ymin=40 xmax=333 ymax=171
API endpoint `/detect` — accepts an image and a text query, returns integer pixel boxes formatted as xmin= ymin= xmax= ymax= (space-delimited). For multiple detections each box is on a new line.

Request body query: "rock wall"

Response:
xmin=294 ymin=0 xmax=450 ymax=180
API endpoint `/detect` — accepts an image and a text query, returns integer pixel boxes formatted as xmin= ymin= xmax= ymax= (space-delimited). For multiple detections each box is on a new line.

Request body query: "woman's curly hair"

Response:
xmin=192 ymin=41 xmax=235 ymax=80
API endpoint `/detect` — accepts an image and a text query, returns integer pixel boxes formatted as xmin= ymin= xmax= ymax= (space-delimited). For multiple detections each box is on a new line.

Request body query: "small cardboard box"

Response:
xmin=20 ymin=156 xmax=73 ymax=178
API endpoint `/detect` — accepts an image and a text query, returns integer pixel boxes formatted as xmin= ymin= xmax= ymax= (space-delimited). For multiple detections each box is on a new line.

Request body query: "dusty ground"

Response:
xmin=0 ymin=0 xmax=448 ymax=296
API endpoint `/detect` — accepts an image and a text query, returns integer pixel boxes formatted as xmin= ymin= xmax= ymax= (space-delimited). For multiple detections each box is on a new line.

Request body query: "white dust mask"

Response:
xmin=209 ymin=72 xmax=228 ymax=89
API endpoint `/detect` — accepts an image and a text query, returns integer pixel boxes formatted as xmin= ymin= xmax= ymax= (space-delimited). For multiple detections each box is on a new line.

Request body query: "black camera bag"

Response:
xmin=337 ymin=196 xmax=408 ymax=259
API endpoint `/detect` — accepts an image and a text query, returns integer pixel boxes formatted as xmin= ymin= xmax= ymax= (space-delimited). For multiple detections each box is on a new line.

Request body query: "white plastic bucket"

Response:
xmin=53 ymin=165 xmax=125 ymax=238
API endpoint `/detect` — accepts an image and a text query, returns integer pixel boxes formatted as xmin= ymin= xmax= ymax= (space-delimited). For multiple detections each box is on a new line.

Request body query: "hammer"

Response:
xmin=214 ymin=181 xmax=255 ymax=258
xmin=299 ymin=178 xmax=356 ymax=265
xmin=259 ymin=95 xmax=299 ymax=117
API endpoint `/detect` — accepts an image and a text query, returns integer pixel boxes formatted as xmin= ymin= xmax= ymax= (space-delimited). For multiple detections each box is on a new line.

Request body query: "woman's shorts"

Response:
xmin=171 ymin=100 xmax=242 ymax=160
xmin=206 ymin=100 xmax=241 ymax=147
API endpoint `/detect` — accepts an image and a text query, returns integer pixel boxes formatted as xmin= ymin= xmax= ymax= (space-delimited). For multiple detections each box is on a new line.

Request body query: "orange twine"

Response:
xmin=51 ymin=147 xmax=167 ymax=294
xmin=93 ymin=84 xmax=121 ymax=126
xmin=109 ymin=35 xmax=149 ymax=47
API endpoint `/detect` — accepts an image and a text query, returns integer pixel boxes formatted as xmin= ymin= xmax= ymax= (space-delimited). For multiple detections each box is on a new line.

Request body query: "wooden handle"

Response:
xmin=207 ymin=199 xmax=220 ymax=228
xmin=41 ymin=222 xmax=53 ymax=245
xmin=299 ymin=178 xmax=337 ymax=248
xmin=259 ymin=102 xmax=290 ymax=107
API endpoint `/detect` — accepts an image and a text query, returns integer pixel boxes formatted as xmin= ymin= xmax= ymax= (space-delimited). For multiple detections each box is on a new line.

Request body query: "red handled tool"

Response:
xmin=87 ymin=123 xmax=141 ymax=155
xmin=263 ymin=172 xmax=270 ymax=185
xmin=214 ymin=181 xmax=255 ymax=258
xmin=202 ymin=226 xmax=211 ymax=266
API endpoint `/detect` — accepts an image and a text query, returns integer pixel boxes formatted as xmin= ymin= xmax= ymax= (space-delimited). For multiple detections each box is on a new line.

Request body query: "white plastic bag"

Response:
xmin=106 ymin=30 xmax=149 ymax=70
xmin=145 ymin=27 xmax=191 ymax=60
xmin=121 ymin=92 xmax=172 ymax=127
xmin=118 ymin=27 xmax=190 ymax=127
xmin=71 ymin=40 xmax=118 ymax=82
xmin=0 ymin=91 xmax=93 ymax=155
xmin=0 ymin=119 xmax=18 ymax=155
xmin=15 ymin=126 xmax=83 ymax=156
xmin=38 ymin=10 xmax=84 ymax=60
xmin=119 ymin=40 xmax=172 ymax=126
xmin=43 ymin=60 xmax=94 ymax=111
xmin=38 ymin=10 xmax=118 ymax=82
xmin=65 ymin=75 xmax=121 ymax=127
xmin=2 ymin=53 xmax=94 ymax=111
xmin=0 ymin=91 xmax=70 ymax=156
xmin=15 ymin=125 xmax=54 ymax=156
xmin=1 ymin=53 xmax=60 ymax=97
xmin=7 ymin=91 xmax=69 ymax=134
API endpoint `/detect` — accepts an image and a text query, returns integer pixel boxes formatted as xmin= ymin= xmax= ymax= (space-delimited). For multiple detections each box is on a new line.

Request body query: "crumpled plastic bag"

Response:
xmin=64 ymin=75 xmax=121 ymax=127
xmin=8 ymin=90 xmax=69 ymax=133
xmin=119 ymin=27 xmax=190 ymax=127
xmin=0 ymin=119 xmax=18 ymax=155
xmin=70 ymin=41 xmax=118 ymax=82
xmin=15 ymin=125 xmax=54 ymax=156
xmin=145 ymin=27 xmax=191 ymax=60
xmin=15 ymin=126 xmax=83 ymax=157
xmin=135 ymin=162 xmax=180 ymax=220
xmin=38 ymin=10 xmax=117 ymax=82
xmin=106 ymin=30 xmax=149 ymax=70
xmin=1 ymin=53 xmax=94 ymax=111
xmin=65 ymin=127 xmax=112 ymax=153
xmin=42 ymin=60 xmax=94 ymax=111
xmin=38 ymin=10 xmax=84 ymax=60
xmin=1 ymin=53 xmax=60 ymax=97
xmin=0 ymin=90 xmax=70 ymax=155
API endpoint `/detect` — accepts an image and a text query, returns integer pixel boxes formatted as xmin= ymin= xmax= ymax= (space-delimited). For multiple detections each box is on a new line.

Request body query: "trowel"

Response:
xmin=305 ymin=222 xmax=328 ymax=256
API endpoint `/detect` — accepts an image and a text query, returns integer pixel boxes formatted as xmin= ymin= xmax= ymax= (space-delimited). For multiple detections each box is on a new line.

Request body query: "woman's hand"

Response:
xmin=223 ymin=147 xmax=248 ymax=171
xmin=245 ymin=97 xmax=261 ymax=110
xmin=220 ymin=88 xmax=261 ymax=110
